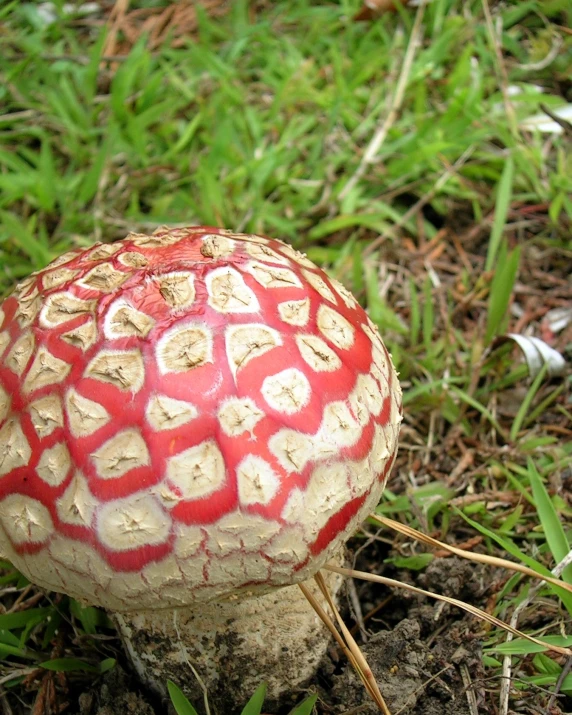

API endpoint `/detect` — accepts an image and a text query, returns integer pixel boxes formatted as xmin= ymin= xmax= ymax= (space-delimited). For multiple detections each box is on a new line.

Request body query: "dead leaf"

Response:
xmin=354 ymin=0 xmax=427 ymax=21
xmin=103 ymin=0 xmax=231 ymax=56
xmin=493 ymin=334 xmax=567 ymax=379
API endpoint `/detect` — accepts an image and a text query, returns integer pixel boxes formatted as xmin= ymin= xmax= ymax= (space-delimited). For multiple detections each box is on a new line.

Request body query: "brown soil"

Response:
xmin=328 ymin=619 xmax=481 ymax=715
xmin=73 ymin=666 xmax=156 ymax=715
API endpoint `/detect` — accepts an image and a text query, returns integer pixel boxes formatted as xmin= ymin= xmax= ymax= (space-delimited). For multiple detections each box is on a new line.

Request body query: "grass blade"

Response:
xmin=485 ymin=156 xmax=514 ymax=271
xmin=240 ymin=682 xmax=267 ymax=715
xmin=289 ymin=694 xmax=319 ymax=714
xmin=167 ymin=681 xmax=199 ymax=715
xmin=509 ymin=363 xmax=548 ymax=441
xmin=527 ymin=458 xmax=572 ymax=584
xmin=484 ymin=240 xmax=521 ymax=344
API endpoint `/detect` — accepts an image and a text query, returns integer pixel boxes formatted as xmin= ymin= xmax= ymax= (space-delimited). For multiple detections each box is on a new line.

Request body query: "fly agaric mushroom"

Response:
xmin=0 ymin=226 xmax=401 ymax=710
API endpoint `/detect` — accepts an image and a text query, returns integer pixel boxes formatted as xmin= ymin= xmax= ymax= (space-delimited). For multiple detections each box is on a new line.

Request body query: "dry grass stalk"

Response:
xmin=339 ymin=1 xmax=427 ymax=200
xmin=314 ymin=572 xmax=390 ymax=714
xmin=298 ymin=581 xmax=391 ymax=714
xmin=372 ymin=514 xmax=572 ymax=595
xmin=324 ymin=564 xmax=572 ymax=658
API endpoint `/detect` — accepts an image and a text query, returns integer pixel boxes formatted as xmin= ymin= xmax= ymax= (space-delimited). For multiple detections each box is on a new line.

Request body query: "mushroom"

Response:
xmin=0 ymin=226 xmax=402 ymax=711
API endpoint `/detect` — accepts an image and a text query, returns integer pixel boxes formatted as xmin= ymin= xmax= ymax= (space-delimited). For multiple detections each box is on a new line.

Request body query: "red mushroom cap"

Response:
xmin=0 ymin=227 xmax=401 ymax=610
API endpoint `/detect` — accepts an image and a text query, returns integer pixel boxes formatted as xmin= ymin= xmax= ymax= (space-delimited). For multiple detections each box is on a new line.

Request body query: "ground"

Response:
xmin=61 ymin=552 xmax=569 ymax=714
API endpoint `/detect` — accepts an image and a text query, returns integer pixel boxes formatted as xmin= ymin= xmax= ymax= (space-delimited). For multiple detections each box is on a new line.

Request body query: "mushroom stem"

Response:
xmin=113 ymin=569 xmax=344 ymax=714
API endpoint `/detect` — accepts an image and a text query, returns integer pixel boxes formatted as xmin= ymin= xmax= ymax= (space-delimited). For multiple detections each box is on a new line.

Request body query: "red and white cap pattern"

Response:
xmin=0 ymin=227 xmax=402 ymax=611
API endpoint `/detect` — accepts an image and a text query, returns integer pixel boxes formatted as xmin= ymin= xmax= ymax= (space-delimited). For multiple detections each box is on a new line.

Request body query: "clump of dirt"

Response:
xmin=328 ymin=619 xmax=483 ymax=715
xmin=420 ymin=555 xmax=488 ymax=600
xmin=72 ymin=665 xmax=157 ymax=715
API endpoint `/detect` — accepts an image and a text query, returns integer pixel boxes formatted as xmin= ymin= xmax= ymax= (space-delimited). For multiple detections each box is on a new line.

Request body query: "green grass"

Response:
xmin=0 ymin=0 xmax=571 ymax=713
xmin=168 ymin=680 xmax=318 ymax=715
xmin=1 ymin=0 xmax=570 ymax=292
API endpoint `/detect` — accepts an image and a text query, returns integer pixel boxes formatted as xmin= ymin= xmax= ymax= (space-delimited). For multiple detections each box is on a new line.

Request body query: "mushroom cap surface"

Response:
xmin=0 ymin=227 xmax=401 ymax=611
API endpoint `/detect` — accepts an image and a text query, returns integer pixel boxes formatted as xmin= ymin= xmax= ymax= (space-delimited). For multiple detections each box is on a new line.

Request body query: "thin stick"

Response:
xmin=460 ymin=663 xmax=480 ymax=715
xmin=481 ymin=0 xmax=518 ymax=138
xmin=371 ymin=514 xmax=572 ymax=594
xmin=298 ymin=582 xmax=386 ymax=712
xmin=339 ymin=1 xmax=427 ymax=201
xmin=544 ymin=656 xmax=572 ymax=713
xmin=347 ymin=576 xmax=369 ymax=642
xmin=499 ymin=548 xmax=572 ymax=715
xmin=362 ymin=146 xmax=475 ymax=257
xmin=324 ymin=564 xmax=572 ymax=657
xmin=315 ymin=573 xmax=390 ymax=715
xmin=394 ymin=665 xmax=454 ymax=715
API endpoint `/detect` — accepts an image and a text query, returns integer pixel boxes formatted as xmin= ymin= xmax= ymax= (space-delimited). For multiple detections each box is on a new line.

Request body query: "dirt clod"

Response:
xmin=330 ymin=618 xmax=482 ymax=715
xmin=419 ymin=557 xmax=488 ymax=600
xmin=72 ymin=666 xmax=156 ymax=715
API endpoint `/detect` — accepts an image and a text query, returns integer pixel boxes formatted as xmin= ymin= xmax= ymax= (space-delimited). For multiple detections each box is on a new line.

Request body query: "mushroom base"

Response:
xmin=113 ymin=569 xmax=344 ymax=714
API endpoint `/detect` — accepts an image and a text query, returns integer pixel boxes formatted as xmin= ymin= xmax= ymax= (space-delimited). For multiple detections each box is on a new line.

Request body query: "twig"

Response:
xmin=362 ymin=146 xmax=475 ymax=258
xmin=517 ymin=33 xmax=563 ymax=72
xmin=347 ymin=577 xmax=369 ymax=642
xmin=499 ymin=548 xmax=572 ymax=715
xmin=338 ymin=1 xmax=427 ymax=201
xmin=543 ymin=656 xmax=572 ymax=714
xmin=325 ymin=564 xmax=572 ymax=657
xmin=460 ymin=663 xmax=480 ymax=715
xmin=394 ymin=665 xmax=454 ymax=715
xmin=0 ymin=691 xmax=13 ymax=715
xmin=0 ymin=669 xmax=38 ymax=688
xmin=6 ymin=585 xmax=33 ymax=612
xmin=481 ymin=0 xmax=518 ymax=138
